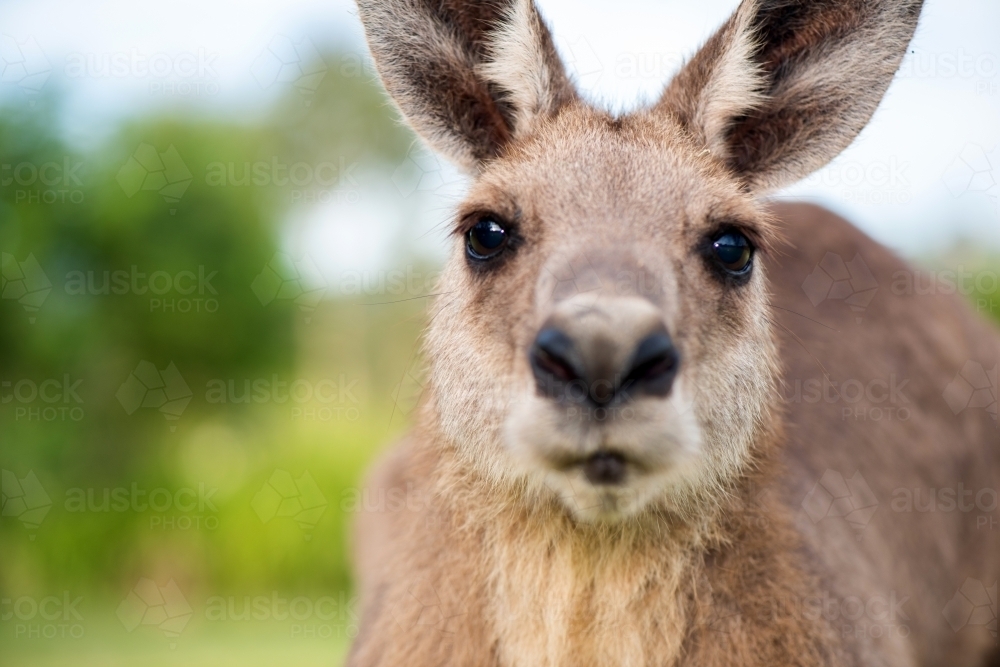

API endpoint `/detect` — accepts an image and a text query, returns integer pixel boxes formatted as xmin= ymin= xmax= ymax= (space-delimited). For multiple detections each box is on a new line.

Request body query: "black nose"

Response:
xmin=529 ymin=326 xmax=679 ymax=406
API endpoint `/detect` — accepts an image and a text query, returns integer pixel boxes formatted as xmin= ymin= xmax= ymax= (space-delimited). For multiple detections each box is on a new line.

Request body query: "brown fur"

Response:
xmin=349 ymin=0 xmax=999 ymax=665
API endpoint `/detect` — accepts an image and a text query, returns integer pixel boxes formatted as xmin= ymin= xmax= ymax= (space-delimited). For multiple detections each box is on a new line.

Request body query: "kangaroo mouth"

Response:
xmin=551 ymin=450 xmax=640 ymax=486
xmin=582 ymin=452 xmax=627 ymax=485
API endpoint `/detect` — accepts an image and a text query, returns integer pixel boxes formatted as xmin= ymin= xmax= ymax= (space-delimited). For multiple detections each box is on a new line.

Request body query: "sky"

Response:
xmin=1 ymin=0 xmax=998 ymax=274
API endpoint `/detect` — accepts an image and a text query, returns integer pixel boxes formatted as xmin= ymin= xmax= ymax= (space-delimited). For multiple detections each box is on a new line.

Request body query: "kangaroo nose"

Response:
xmin=529 ymin=325 xmax=680 ymax=406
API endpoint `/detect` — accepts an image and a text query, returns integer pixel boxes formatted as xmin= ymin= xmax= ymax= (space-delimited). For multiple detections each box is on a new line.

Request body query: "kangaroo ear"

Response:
xmin=356 ymin=0 xmax=576 ymax=172
xmin=659 ymin=0 xmax=923 ymax=192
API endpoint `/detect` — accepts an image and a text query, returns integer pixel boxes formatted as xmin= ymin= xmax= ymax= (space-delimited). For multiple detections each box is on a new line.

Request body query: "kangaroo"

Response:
xmin=348 ymin=1 xmax=1000 ymax=665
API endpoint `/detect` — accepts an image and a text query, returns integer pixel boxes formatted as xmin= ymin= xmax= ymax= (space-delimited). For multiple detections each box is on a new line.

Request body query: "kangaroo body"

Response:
xmin=350 ymin=204 xmax=999 ymax=666
xmin=348 ymin=0 xmax=1000 ymax=664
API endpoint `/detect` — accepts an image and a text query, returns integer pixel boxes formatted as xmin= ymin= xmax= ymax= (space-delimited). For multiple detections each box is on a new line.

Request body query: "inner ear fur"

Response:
xmin=356 ymin=0 xmax=576 ymax=171
xmin=659 ymin=0 xmax=924 ymax=192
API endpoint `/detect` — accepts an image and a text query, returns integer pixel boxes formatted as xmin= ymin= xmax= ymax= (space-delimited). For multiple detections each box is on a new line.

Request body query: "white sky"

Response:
xmin=1 ymin=0 xmax=998 ymax=276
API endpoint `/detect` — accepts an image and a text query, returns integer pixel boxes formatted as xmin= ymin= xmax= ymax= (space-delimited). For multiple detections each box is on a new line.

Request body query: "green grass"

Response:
xmin=3 ymin=613 xmax=351 ymax=667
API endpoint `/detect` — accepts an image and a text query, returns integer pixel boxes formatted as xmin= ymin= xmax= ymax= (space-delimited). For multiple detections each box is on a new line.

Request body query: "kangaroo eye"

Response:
xmin=711 ymin=231 xmax=753 ymax=274
xmin=467 ymin=218 xmax=509 ymax=260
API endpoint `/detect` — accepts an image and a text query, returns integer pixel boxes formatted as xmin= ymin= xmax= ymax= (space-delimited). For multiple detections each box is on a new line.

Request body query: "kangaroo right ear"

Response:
xmin=356 ymin=0 xmax=576 ymax=172
xmin=658 ymin=0 xmax=923 ymax=192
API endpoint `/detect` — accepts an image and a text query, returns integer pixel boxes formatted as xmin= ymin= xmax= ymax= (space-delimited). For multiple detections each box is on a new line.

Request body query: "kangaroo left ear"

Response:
xmin=356 ymin=0 xmax=577 ymax=172
xmin=658 ymin=0 xmax=923 ymax=192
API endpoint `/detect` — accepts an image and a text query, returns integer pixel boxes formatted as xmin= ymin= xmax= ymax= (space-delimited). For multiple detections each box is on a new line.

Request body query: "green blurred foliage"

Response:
xmin=0 ymin=52 xmax=423 ymax=619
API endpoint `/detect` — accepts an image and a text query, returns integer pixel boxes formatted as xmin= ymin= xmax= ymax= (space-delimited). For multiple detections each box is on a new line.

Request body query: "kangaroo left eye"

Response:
xmin=467 ymin=218 xmax=509 ymax=260
xmin=711 ymin=232 xmax=753 ymax=274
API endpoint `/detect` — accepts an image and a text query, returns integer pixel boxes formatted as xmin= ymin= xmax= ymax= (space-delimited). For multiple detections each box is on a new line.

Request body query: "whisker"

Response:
xmin=768 ymin=304 xmax=839 ymax=332
xmin=765 ymin=315 xmax=830 ymax=378
xmin=363 ymin=290 xmax=455 ymax=306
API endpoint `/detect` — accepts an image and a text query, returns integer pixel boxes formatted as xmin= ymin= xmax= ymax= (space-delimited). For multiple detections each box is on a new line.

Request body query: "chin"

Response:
xmin=502 ymin=377 xmax=706 ymax=524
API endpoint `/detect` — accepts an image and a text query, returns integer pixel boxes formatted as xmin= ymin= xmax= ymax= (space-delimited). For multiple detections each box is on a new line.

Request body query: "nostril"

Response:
xmin=530 ymin=328 xmax=583 ymax=390
xmin=583 ymin=452 xmax=627 ymax=485
xmin=622 ymin=332 xmax=680 ymax=397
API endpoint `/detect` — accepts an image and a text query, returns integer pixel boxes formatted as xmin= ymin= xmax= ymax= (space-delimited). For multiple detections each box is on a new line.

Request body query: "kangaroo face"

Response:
xmin=358 ymin=0 xmax=921 ymax=522
xmin=425 ymin=107 xmax=779 ymax=521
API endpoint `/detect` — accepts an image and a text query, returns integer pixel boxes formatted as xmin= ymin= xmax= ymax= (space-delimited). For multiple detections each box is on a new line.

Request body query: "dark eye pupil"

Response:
xmin=712 ymin=232 xmax=752 ymax=272
xmin=468 ymin=219 xmax=508 ymax=258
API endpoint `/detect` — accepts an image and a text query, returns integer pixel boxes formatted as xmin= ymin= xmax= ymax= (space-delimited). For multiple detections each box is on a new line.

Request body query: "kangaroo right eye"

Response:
xmin=711 ymin=231 xmax=753 ymax=274
xmin=467 ymin=218 xmax=509 ymax=261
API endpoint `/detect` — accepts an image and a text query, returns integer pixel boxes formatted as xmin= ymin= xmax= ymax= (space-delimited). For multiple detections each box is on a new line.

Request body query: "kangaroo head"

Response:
xmin=357 ymin=0 xmax=922 ymax=522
